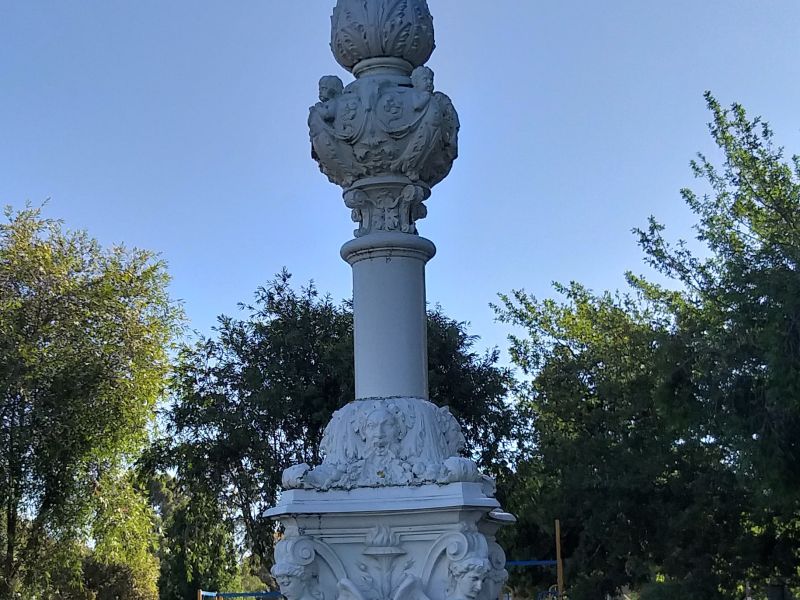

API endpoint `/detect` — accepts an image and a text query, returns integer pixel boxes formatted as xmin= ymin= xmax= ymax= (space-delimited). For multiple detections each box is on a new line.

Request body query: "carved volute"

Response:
xmin=310 ymin=0 xmax=459 ymax=237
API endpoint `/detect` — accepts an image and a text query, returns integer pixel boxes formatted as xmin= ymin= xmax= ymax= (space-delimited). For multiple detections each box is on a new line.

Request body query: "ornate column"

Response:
xmin=267 ymin=3 xmax=513 ymax=600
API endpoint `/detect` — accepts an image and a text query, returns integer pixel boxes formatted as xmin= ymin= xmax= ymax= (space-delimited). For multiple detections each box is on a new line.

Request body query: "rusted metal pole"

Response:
xmin=555 ymin=519 xmax=564 ymax=596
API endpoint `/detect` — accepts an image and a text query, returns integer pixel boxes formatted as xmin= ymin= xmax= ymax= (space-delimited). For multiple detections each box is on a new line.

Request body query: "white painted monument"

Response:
xmin=267 ymin=3 xmax=514 ymax=600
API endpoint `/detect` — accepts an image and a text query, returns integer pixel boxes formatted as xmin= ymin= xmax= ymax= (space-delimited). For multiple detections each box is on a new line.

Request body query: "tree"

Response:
xmin=153 ymin=270 xmax=516 ymax=580
xmin=0 ymin=206 xmax=180 ymax=597
xmin=495 ymin=95 xmax=800 ymax=599
xmin=496 ymin=284 xmax=753 ymax=599
xmin=89 ymin=469 xmax=162 ymax=600
xmin=151 ymin=476 xmax=241 ymax=600
xmin=427 ymin=309 xmax=517 ymax=475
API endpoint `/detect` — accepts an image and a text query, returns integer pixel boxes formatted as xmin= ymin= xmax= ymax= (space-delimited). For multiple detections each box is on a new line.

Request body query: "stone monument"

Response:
xmin=267 ymin=2 xmax=514 ymax=600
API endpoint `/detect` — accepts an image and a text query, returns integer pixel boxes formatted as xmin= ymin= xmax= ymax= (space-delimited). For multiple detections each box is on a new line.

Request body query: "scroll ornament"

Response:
xmin=272 ymin=537 xmax=325 ymax=600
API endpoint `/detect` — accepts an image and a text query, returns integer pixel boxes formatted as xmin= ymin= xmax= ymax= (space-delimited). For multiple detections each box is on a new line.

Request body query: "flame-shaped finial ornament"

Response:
xmin=331 ymin=0 xmax=435 ymax=75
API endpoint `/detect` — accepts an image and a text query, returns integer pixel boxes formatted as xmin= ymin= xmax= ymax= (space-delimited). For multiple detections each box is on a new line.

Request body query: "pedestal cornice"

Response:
xmin=266 ymin=482 xmax=499 ymax=518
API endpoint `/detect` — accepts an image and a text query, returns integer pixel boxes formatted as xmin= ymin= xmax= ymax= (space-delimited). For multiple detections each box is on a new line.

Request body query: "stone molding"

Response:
xmin=340 ymin=231 xmax=436 ymax=266
xmin=266 ymin=482 xmax=500 ymax=518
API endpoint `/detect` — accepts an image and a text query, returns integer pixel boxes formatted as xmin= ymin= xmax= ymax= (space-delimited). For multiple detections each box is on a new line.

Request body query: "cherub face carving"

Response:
xmin=411 ymin=66 xmax=434 ymax=93
xmin=318 ymin=75 xmax=343 ymax=102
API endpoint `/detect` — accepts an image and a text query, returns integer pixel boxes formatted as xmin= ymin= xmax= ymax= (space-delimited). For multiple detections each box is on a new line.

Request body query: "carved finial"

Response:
xmin=308 ymin=0 xmax=457 ymax=237
xmin=330 ymin=0 xmax=435 ymax=74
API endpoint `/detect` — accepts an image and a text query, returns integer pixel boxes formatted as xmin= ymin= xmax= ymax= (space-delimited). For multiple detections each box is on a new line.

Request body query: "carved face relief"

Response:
xmin=411 ymin=67 xmax=434 ymax=93
xmin=448 ymin=559 xmax=490 ymax=600
xmin=281 ymin=398 xmax=491 ymax=491
xmin=277 ymin=574 xmax=306 ymax=600
xmin=364 ymin=408 xmax=399 ymax=454
xmin=456 ymin=570 xmax=484 ymax=600
xmin=318 ymin=76 xmax=343 ymax=102
xmin=272 ymin=563 xmax=312 ymax=600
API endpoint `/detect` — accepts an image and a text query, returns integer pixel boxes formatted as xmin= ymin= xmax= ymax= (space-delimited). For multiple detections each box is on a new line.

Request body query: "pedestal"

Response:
xmin=273 ymin=394 xmax=513 ymax=600
xmin=268 ymin=484 xmax=512 ymax=600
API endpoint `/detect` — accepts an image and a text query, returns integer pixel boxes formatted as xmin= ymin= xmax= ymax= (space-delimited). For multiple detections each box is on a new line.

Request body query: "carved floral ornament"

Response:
xmin=282 ymin=398 xmax=494 ymax=493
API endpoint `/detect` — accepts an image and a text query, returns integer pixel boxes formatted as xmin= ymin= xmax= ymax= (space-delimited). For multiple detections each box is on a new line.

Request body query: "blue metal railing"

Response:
xmin=507 ymin=560 xmax=558 ymax=567
xmin=200 ymin=592 xmax=281 ymax=598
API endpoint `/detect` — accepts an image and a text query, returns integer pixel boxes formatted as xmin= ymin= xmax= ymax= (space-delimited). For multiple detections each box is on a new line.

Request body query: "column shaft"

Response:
xmin=341 ymin=232 xmax=436 ymax=399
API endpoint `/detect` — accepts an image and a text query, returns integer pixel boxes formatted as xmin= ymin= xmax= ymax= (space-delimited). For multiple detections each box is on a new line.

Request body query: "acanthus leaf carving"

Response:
xmin=480 ymin=542 xmax=508 ymax=600
xmin=344 ymin=184 xmax=427 ymax=238
xmin=281 ymin=397 xmax=489 ymax=492
xmin=353 ymin=525 xmax=412 ymax=600
xmin=330 ymin=0 xmax=435 ymax=72
xmin=338 ymin=578 xmax=368 ymax=600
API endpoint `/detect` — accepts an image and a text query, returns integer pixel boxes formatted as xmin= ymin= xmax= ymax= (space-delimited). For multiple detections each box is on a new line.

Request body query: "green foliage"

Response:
xmin=0 ymin=206 xmax=180 ymax=597
xmin=154 ymin=480 xmax=240 ymax=600
xmin=638 ymin=581 xmax=693 ymax=600
xmin=91 ymin=470 xmax=160 ymax=600
xmin=153 ymin=269 xmax=515 ymax=578
xmin=83 ymin=554 xmax=157 ymax=600
xmin=236 ymin=554 xmax=272 ymax=594
xmin=152 ymin=270 xmax=355 ymax=567
xmin=496 ymin=94 xmax=800 ymax=599
xmin=427 ymin=309 xmax=517 ymax=475
xmin=635 ymin=93 xmax=800 ymax=592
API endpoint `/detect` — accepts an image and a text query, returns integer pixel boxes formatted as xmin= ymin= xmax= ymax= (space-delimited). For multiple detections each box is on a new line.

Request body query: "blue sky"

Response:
xmin=2 ymin=1 xmax=799 ymax=360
